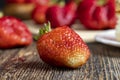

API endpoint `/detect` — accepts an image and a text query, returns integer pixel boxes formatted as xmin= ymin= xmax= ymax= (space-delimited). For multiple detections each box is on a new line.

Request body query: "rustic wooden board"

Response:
xmin=0 ymin=42 xmax=120 ymax=80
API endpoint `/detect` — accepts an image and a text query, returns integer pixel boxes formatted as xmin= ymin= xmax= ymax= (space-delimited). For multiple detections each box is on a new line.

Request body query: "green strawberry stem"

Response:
xmin=34 ymin=22 xmax=51 ymax=40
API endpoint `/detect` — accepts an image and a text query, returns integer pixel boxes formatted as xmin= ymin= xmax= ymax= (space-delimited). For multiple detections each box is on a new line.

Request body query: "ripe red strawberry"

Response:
xmin=0 ymin=16 xmax=32 ymax=49
xmin=32 ymin=5 xmax=48 ymax=24
xmin=46 ymin=1 xmax=77 ymax=28
xmin=37 ymin=22 xmax=90 ymax=68
xmin=77 ymin=0 xmax=117 ymax=30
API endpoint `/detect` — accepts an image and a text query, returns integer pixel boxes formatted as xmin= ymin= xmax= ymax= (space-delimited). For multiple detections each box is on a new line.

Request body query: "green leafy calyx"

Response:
xmin=34 ymin=22 xmax=51 ymax=40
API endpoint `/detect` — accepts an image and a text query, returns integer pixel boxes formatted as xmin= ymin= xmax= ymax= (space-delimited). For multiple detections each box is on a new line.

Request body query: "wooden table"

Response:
xmin=0 ymin=41 xmax=120 ymax=80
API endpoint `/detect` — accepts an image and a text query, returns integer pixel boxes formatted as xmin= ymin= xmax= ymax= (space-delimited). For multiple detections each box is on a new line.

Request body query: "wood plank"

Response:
xmin=0 ymin=42 xmax=120 ymax=80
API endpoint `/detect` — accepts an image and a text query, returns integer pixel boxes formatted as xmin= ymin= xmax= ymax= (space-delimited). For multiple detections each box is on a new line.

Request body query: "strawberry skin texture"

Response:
xmin=37 ymin=26 xmax=90 ymax=68
xmin=0 ymin=16 xmax=32 ymax=49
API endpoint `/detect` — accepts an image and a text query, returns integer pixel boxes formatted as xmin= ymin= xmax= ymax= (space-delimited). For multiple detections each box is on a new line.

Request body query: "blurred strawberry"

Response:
xmin=32 ymin=5 xmax=48 ymax=24
xmin=77 ymin=0 xmax=117 ymax=30
xmin=0 ymin=16 xmax=32 ymax=49
xmin=46 ymin=1 xmax=77 ymax=28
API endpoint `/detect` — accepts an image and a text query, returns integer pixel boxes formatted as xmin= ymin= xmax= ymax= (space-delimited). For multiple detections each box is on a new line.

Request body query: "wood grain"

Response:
xmin=0 ymin=42 xmax=120 ymax=80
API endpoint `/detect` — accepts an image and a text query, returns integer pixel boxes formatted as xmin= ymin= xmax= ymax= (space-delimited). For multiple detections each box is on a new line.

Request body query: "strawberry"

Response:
xmin=46 ymin=1 xmax=77 ymax=28
xmin=32 ymin=5 xmax=48 ymax=24
xmin=77 ymin=0 xmax=117 ymax=30
xmin=0 ymin=16 xmax=32 ymax=49
xmin=36 ymin=22 xmax=90 ymax=68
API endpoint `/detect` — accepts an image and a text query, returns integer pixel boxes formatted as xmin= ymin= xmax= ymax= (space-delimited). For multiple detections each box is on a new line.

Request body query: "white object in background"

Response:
xmin=0 ymin=11 xmax=3 ymax=18
xmin=116 ymin=14 xmax=120 ymax=41
xmin=95 ymin=30 xmax=120 ymax=47
xmin=75 ymin=30 xmax=102 ymax=43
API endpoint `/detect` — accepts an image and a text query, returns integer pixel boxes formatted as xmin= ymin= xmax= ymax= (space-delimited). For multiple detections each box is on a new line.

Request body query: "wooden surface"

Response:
xmin=0 ymin=41 xmax=120 ymax=80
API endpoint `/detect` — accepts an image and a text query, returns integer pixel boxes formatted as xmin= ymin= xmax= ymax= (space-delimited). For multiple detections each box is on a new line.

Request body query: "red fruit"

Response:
xmin=77 ymin=0 xmax=117 ymax=30
xmin=0 ymin=16 xmax=32 ymax=49
xmin=37 ymin=22 xmax=90 ymax=68
xmin=32 ymin=5 xmax=48 ymax=24
xmin=46 ymin=1 xmax=77 ymax=28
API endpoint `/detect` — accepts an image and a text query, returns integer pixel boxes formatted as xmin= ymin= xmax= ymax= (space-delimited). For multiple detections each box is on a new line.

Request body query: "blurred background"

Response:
xmin=0 ymin=0 xmax=68 ymax=10
xmin=0 ymin=0 xmax=69 ymax=20
xmin=0 ymin=0 xmax=119 ymax=30
xmin=0 ymin=0 xmax=5 ymax=9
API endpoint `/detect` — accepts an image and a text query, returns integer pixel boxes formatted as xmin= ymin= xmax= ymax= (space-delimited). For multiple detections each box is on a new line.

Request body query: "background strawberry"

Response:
xmin=37 ymin=22 xmax=90 ymax=68
xmin=32 ymin=5 xmax=48 ymax=24
xmin=46 ymin=1 xmax=77 ymax=28
xmin=0 ymin=16 xmax=32 ymax=49
xmin=77 ymin=0 xmax=117 ymax=30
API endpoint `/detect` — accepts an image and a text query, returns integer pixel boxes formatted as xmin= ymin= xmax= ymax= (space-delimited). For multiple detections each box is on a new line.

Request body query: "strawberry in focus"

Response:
xmin=0 ymin=16 xmax=32 ymax=49
xmin=36 ymin=22 xmax=90 ymax=68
